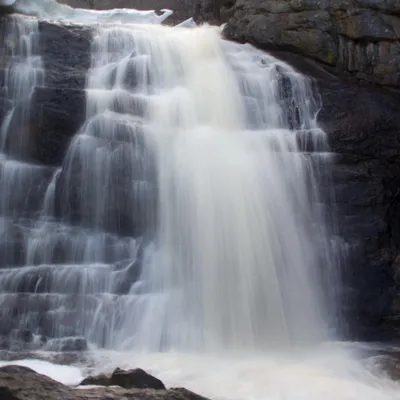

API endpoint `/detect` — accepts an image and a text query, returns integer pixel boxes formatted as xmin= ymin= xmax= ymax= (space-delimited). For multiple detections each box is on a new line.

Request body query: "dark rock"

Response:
xmin=38 ymin=20 xmax=92 ymax=90
xmin=42 ymin=337 xmax=88 ymax=352
xmin=223 ymin=0 xmax=400 ymax=89
xmin=81 ymin=368 xmax=166 ymax=390
xmin=0 ymin=336 xmax=10 ymax=350
xmin=0 ymin=365 xmax=92 ymax=400
xmin=110 ymin=368 xmax=166 ymax=390
xmin=0 ymin=220 xmax=26 ymax=268
xmin=80 ymin=372 xmax=111 ymax=387
xmin=304 ymin=55 xmax=400 ymax=339
xmin=11 ymin=329 xmax=33 ymax=343
xmin=29 ymin=87 xmax=87 ymax=166
xmin=0 ymin=365 xmax=209 ymax=400
xmin=168 ymin=388 xmax=211 ymax=400
xmin=0 ymin=365 xmax=38 ymax=375
xmin=0 ymin=6 xmax=14 ymax=16
xmin=0 ymin=92 xmax=11 ymax=123
xmin=256 ymin=49 xmax=400 ymax=339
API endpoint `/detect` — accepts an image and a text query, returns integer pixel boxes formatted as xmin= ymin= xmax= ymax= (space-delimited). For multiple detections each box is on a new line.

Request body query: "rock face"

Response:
xmin=80 ymin=368 xmax=166 ymax=390
xmin=273 ymin=50 xmax=400 ymax=338
xmin=319 ymin=68 xmax=400 ymax=338
xmin=0 ymin=365 xmax=209 ymax=400
xmin=223 ymin=0 xmax=400 ymax=89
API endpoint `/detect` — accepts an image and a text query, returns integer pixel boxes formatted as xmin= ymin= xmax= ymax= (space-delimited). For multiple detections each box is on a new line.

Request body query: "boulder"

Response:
xmin=0 ymin=365 xmax=210 ymax=400
xmin=223 ymin=0 xmax=400 ymax=89
xmin=81 ymin=368 xmax=166 ymax=390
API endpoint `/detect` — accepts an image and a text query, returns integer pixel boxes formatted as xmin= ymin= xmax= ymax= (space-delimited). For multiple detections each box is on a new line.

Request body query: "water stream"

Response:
xmin=0 ymin=1 xmax=399 ymax=399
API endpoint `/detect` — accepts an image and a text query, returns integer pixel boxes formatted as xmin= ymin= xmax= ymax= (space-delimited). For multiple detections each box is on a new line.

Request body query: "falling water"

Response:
xmin=72 ymin=23 xmax=339 ymax=352
xmin=0 ymin=8 xmax=339 ymax=350
xmin=0 ymin=15 xmax=49 ymax=270
xmin=1 ymin=2 xmax=400 ymax=399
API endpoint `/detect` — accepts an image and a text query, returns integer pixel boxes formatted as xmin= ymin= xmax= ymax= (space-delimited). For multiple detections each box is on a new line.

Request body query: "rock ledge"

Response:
xmin=0 ymin=365 xmax=210 ymax=400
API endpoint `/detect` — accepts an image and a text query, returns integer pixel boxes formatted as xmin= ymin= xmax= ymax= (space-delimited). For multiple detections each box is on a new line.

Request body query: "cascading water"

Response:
xmin=1 ymin=1 xmax=400 ymax=399
xmin=99 ymin=24 xmax=338 ymax=352
xmin=0 ymin=15 xmax=50 ymax=277
xmin=0 ymin=14 xmax=338 ymax=350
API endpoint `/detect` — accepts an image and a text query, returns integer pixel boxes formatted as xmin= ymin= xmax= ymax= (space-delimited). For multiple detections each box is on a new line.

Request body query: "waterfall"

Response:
xmin=3 ymin=4 xmax=400 ymax=400
xmin=0 ymin=15 xmax=340 ymax=350
xmin=0 ymin=15 xmax=48 ymax=272
xmin=91 ymin=24 xmax=338 ymax=351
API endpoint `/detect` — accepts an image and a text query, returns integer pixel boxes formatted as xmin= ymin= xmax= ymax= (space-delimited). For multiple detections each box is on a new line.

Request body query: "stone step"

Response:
xmin=54 ymin=154 xmax=157 ymax=237
xmin=89 ymin=53 xmax=151 ymax=91
xmin=0 ymin=260 xmax=140 ymax=295
xmin=87 ymin=88 xmax=148 ymax=117
xmin=82 ymin=110 xmax=148 ymax=147
xmin=0 ymin=291 xmax=145 ymax=344
xmin=0 ymin=154 xmax=54 ymax=218
xmin=0 ymin=217 xmax=147 ymax=268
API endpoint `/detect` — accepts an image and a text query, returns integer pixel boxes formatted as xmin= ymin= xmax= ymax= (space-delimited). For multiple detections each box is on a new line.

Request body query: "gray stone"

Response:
xmin=81 ymin=368 xmax=166 ymax=390
xmin=0 ymin=365 xmax=210 ymax=400
xmin=43 ymin=337 xmax=88 ymax=352
xmin=222 ymin=0 xmax=400 ymax=88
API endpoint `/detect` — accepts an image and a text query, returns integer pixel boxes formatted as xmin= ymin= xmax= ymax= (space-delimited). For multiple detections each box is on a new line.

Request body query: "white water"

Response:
xmin=4 ymin=346 xmax=400 ymax=399
xmin=0 ymin=359 xmax=84 ymax=385
xmin=69 ymin=22 xmax=338 ymax=351
xmin=0 ymin=2 xmax=399 ymax=399
xmin=0 ymin=0 xmax=195 ymax=26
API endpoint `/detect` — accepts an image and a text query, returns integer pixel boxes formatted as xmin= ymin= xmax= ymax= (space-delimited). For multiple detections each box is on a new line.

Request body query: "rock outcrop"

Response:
xmin=314 ymin=61 xmax=400 ymax=338
xmin=80 ymin=368 xmax=166 ymax=390
xmin=0 ymin=365 xmax=209 ymax=400
xmin=222 ymin=0 xmax=400 ymax=89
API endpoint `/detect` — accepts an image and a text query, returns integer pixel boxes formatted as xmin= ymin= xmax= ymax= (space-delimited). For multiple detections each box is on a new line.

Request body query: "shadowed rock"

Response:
xmin=43 ymin=337 xmax=88 ymax=352
xmin=81 ymin=368 xmax=166 ymax=390
xmin=0 ymin=365 xmax=209 ymax=400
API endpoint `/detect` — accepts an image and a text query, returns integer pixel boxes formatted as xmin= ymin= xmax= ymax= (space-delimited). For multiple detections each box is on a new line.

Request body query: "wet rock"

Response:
xmin=43 ymin=337 xmax=88 ymax=352
xmin=0 ymin=91 xmax=11 ymax=122
xmin=110 ymin=368 xmax=166 ymax=390
xmin=0 ymin=365 xmax=209 ymax=400
xmin=38 ymin=20 xmax=92 ymax=90
xmin=29 ymin=87 xmax=87 ymax=166
xmin=290 ymin=51 xmax=400 ymax=339
xmin=11 ymin=329 xmax=33 ymax=343
xmin=80 ymin=372 xmax=111 ymax=387
xmin=81 ymin=368 xmax=166 ymax=390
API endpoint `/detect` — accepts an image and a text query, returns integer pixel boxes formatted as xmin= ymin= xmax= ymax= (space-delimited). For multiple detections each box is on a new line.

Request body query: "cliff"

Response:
xmin=223 ymin=0 xmax=400 ymax=89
